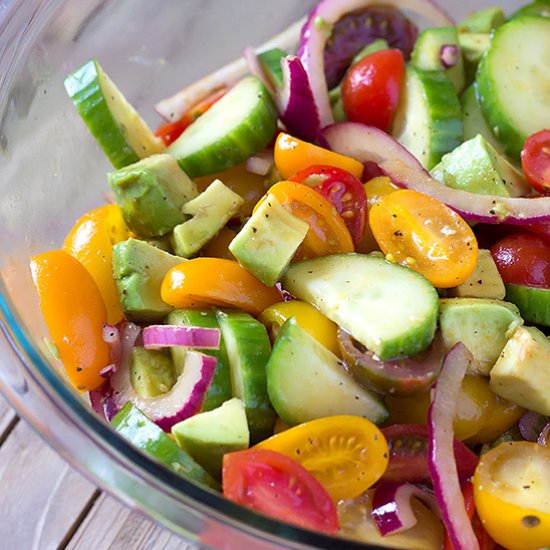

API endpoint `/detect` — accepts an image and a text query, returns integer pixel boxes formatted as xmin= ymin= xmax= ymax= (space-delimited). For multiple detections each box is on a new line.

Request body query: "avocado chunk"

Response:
xmin=170 ymin=179 xmax=243 ymax=258
xmin=448 ymin=249 xmax=506 ymax=300
xmin=430 ymin=134 xmax=530 ymax=197
xmin=505 ymin=284 xmax=550 ymax=327
xmin=112 ymin=238 xmax=184 ymax=322
xmin=109 ymin=154 xmax=198 ymax=238
xmin=490 ymin=326 xmax=550 ymax=415
xmin=458 ymin=7 xmax=506 ymax=33
xmin=130 ymin=347 xmax=176 ymax=398
xmin=171 ymin=398 xmax=249 ymax=478
xmin=229 ymin=195 xmax=309 ymax=286
xmin=439 ymin=298 xmax=523 ymax=376
xmin=111 ymin=402 xmax=219 ymax=490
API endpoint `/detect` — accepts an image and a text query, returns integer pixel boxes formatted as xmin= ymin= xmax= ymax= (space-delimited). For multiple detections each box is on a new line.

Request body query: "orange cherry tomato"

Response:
xmin=274 ymin=132 xmax=364 ymax=180
xmin=161 ymin=258 xmax=280 ymax=316
xmin=257 ymin=181 xmax=354 ymax=259
xmin=30 ymin=250 xmax=110 ymax=392
xmin=63 ymin=204 xmax=130 ymax=325
xmin=369 ymin=189 xmax=478 ymax=288
xmin=202 ymin=227 xmax=237 ymax=260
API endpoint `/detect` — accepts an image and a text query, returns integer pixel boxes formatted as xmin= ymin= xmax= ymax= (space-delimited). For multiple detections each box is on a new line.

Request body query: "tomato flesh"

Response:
xmin=290 ymin=165 xmax=368 ymax=247
xmin=341 ymin=49 xmax=405 ymax=132
xmin=223 ymin=449 xmax=339 ymax=534
xmin=491 ymin=232 xmax=550 ymax=288
xmin=521 ymin=129 xmax=550 ymax=195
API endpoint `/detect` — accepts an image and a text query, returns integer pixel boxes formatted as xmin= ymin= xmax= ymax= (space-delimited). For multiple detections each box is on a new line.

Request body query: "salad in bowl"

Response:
xmin=28 ymin=0 xmax=550 ymax=548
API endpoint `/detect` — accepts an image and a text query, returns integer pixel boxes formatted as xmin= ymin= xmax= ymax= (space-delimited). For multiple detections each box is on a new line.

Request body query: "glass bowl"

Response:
xmin=0 ymin=0 xmax=524 ymax=548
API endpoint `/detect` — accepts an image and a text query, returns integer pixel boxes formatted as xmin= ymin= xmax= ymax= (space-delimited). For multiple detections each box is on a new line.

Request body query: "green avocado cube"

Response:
xmin=458 ymin=6 xmax=506 ymax=33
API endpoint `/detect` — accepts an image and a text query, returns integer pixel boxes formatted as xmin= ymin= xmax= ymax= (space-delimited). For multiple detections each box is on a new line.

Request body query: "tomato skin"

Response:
xmin=341 ymin=49 xmax=405 ymax=132
xmin=30 ymin=250 xmax=110 ymax=392
xmin=491 ymin=232 xmax=550 ymax=288
xmin=290 ymin=165 xmax=367 ymax=247
xmin=223 ymin=449 xmax=339 ymax=534
xmin=521 ymin=129 xmax=550 ymax=194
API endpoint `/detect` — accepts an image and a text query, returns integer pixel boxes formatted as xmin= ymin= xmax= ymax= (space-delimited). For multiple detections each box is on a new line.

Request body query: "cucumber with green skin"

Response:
xmin=476 ymin=16 xmax=550 ymax=159
xmin=510 ymin=0 xmax=550 ymax=19
xmin=391 ymin=66 xmax=463 ymax=169
xmin=282 ymin=254 xmax=439 ymax=360
xmin=505 ymin=284 xmax=550 ymax=327
xmin=216 ymin=310 xmax=276 ymax=443
xmin=64 ymin=59 xmax=163 ymax=169
xmin=166 ymin=309 xmax=232 ymax=412
xmin=266 ymin=318 xmax=389 ymax=426
xmin=111 ymin=402 xmax=220 ymax=491
xmin=167 ymin=76 xmax=278 ymax=178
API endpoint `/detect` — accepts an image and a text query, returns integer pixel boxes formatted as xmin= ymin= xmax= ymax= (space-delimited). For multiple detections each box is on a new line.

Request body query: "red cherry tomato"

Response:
xmin=521 ymin=129 xmax=550 ymax=194
xmin=491 ymin=233 xmax=550 ymax=288
xmin=222 ymin=449 xmax=339 ymax=534
xmin=290 ymin=165 xmax=368 ymax=246
xmin=341 ymin=49 xmax=405 ymax=132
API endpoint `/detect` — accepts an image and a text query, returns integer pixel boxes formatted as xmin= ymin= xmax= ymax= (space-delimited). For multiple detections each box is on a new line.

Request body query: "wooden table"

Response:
xmin=0 ymin=394 xmax=196 ymax=550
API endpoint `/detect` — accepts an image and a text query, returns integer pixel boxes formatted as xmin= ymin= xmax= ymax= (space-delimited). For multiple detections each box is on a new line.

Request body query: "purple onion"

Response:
xmin=142 ymin=325 xmax=221 ymax=350
xmin=537 ymin=422 xmax=550 ymax=446
xmin=440 ymin=44 xmax=460 ymax=69
xmin=518 ymin=411 xmax=547 ymax=442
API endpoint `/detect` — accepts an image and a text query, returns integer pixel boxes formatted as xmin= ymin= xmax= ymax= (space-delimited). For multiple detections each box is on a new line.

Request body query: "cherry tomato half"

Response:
xmin=341 ymin=49 xmax=405 ymax=132
xmin=290 ymin=165 xmax=367 ymax=247
xmin=369 ymin=189 xmax=478 ymax=288
xmin=30 ymin=250 xmax=110 ymax=392
xmin=223 ymin=448 xmax=339 ymax=534
xmin=255 ymin=416 xmax=388 ymax=502
xmin=521 ymin=129 xmax=550 ymax=194
xmin=491 ymin=232 xmax=550 ymax=288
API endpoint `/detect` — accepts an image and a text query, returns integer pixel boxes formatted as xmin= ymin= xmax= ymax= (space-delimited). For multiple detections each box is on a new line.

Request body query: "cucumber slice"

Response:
xmin=511 ymin=0 xmax=550 ymax=19
xmin=166 ymin=309 xmax=232 ymax=412
xmin=391 ymin=66 xmax=463 ymax=169
xmin=266 ymin=318 xmax=388 ymax=426
xmin=458 ymin=7 xmax=506 ymax=33
xmin=505 ymin=284 xmax=550 ymax=327
xmin=216 ymin=310 xmax=276 ymax=442
xmin=167 ymin=76 xmax=278 ymax=178
xmin=111 ymin=402 xmax=219 ymax=490
xmin=257 ymin=48 xmax=287 ymax=88
xmin=477 ymin=16 xmax=550 ymax=159
xmin=64 ymin=59 xmax=163 ymax=169
xmin=462 ymin=85 xmax=502 ymax=152
xmin=282 ymin=254 xmax=439 ymax=360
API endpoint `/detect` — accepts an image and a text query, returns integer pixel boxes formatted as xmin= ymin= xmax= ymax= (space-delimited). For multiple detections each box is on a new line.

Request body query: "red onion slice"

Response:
xmin=246 ymin=152 xmax=273 ymax=176
xmin=243 ymin=47 xmax=275 ymax=95
xmin=518 ymin=410 xmax=548 ymax=442
xmin=381 ymin=159 xmax=550 ymax=224
xmin=142 ymin=324 xmax=220 ymax=350
xmin=324 ymin=121 xmax=424 ymax=171
xmin=102 ymin=323 xmax=122 ymax=366
xmin=428 ymin=343 xmax=479 ymax=550
xmin=298 ymin=0 xmax=454 ymax=127
xmin=372 ymin=482 xmax=439 ymax=536
xmin=440 ymin=44 xmax=460 ymax=68
xmin=537 ymin=421 xmax=550 ymax=446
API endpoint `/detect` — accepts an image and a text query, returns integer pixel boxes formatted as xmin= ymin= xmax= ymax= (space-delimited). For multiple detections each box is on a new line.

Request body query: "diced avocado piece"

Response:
xmin=448 ymin=249 xmax=506 ymax=300
xmin=229 ymin=196 xmax=309 ymax=286
xmin=505 ymin=284 xmax=550 ymax=327
xmin=146 ymin=235 xmax=174 ymax=253
xmin=411 ymin=26 xmax=465 ymax=93
xmin=458 ymin=7 xmax=506 ymax=33
xmin=171 ymin=398 xmax=249 ymax=478
xmin=430 ymin=134 xmax=530 ymax=197
xmin=490 ymin=326 xmax=550 ymax=415
xmin=458 ymin=32 xmax=490 ymax=83
xmin=170 ymin=179 xmax=243 ymax=258
xmin=112 ymin=238 xmax=184 ymax=322
xmin=166 ymin=309 xmax=232 ymax=411
xmin=109 ymin=154 xmax=198 ymax=238
xmin=130 ymin=347 xmax=176 ymax=398
xmin=439 ymin=298 xmax=523 ymax=376
xmin=111 ymin=402 xmax=219 ymax=490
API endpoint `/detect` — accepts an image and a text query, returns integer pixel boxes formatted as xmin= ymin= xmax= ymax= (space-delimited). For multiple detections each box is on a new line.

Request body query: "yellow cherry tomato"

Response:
xmin=474 ymin=441 xmax=550 ymax=550
xmin=274 ymin=132 xmax=364 ymax=180
xmin=256 ymin=181 xmax=354 ymax=259
xmin=259 ymin=301 xmax=340 ymax=356
xmin=30 ymin=250 xmax=110 ymax=392
xmin=202 ymin=227 xmax=237 ymax=260
xmin=369 ymin=189 xmax=479 ymax=288
xmin=161 ymin=258 xmax=281 ymax=316
xmin=62 ymin=204 xmax=130 ymax=325
xmin=255 ymin=415 xmax=389 ymax=501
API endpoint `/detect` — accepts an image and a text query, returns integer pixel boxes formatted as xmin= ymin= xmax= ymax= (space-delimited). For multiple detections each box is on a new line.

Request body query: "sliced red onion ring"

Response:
xmin=155 ymin=17 xmax=305 ymax=122
xmin=142 ymin=324 xmax=220 ymax=350
xmin=428 ymin=343 xmax=479 ymax=550
xmin=102 ymin=323 xmax=122 ymax=366
xmin=381 ymin=159 xmax=550 ymax=224
xmin=298 ymin=0 xmax=454 ymax=127
xmin=323 ymin=121 xmax=424 ymax=171
xmin=372 ymin=482 xmax=439 ymax=536
xmin=440 ymin=44 xmax=460 ymax=69
xmin=518 ymin=410 xmax=548 ymax=442
xmin=246 ymin=152 xmax=273 ymax=176
xmin=537 ymin=421 xmax=550 ymax=447
xmin=243 ymin=47 xmax=275 ymax=95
